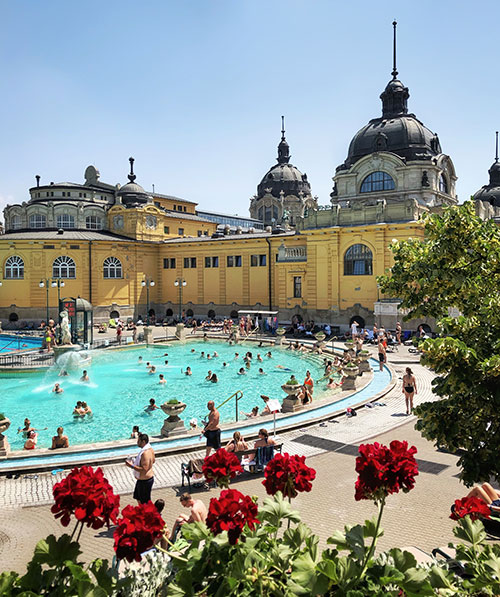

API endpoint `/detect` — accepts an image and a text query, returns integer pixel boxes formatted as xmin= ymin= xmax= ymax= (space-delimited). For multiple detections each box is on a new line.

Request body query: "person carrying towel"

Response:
xmin=125 ymin=433 xmax=155 ymax=504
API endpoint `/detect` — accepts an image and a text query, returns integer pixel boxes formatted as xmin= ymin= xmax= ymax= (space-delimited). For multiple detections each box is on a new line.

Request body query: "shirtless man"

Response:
xmin=125 ymin=433 xmax=155 ymax=504
xmin=52 ymin=383 xmax=64 ymax=394
xmin=171 ymin=493 xmax=207 ymax=538
xmin=51 ymin=426 xmax=69 ymax=449
xmin=80 ymin=370 xmax=89 ymax=383
xmin=158 ymin=374 xmax=167 ymax=384
xmin=202 ymin=401 xmax=221 ymax=457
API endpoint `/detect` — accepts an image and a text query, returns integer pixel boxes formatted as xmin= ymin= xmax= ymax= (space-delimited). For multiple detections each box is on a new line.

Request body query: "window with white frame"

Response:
xmin=29 ymin=214 xmax=46 ymax=228
xmin=56 ymin=214 xmax=75 ymax=229
xmin=103 ymin=256 xmax=122 ymax=279
xmin=85 ymin=215 xmax=103 ymax=230
xmin=53 ymin=256 xmax=76 ymax=279
xmin=5 ymin=255 xmax=24 ymax=279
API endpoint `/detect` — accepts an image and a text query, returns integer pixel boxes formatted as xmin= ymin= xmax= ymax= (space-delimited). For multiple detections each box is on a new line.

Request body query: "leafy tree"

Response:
xmin=378 ymin=201 xmax=500 ymax=485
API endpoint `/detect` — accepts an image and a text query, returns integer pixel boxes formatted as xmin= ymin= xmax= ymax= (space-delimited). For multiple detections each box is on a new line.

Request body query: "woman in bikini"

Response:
xmin=402 ymin=367 xmax=417 ymax=414
xmin=225 ymin=431 xmax=248 ymax=453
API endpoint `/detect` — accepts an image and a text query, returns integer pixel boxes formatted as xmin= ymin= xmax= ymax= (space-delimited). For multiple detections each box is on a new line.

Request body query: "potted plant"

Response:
xmin=344 ymin=363 xmax=359 ymax=377
xmin=276 ymin=327 xmax=286 ymax=336
xmin=315 ymin=331 xmax=326 ymax=342
xmin=161 ymin=399 xmax=186 ymax=417
xmin=344 ymin=340 xmax=354 ymax=349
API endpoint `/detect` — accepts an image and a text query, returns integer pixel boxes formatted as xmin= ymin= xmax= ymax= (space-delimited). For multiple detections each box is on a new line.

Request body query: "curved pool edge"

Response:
xmin=0 ymin=358 xmax=394 ymax=474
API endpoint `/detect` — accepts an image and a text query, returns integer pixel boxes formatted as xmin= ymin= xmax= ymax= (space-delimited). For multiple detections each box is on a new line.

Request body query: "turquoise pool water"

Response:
xmin=2 ymin=342 xmax=335 ymax=451
xmin=0 ymin=334 xmax=43 ymax=353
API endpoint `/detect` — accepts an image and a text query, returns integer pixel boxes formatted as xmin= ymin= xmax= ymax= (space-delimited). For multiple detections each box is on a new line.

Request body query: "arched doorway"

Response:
xmin=110 ymin=310 xmax=120 ymax=320
xmin=207 ymin=309 xmax=216 ymax=319
xmin=230 ymin=310 xmax=238 ymax=319
xmin=186 ymin=309 xmax=194 ymax=317
xmin=9 ymin=312 xmax=18 ymax=322
xmin=148 ymin=308 xmax=155 ymax=317
xmin=349 ymin=315 xmax=365 ymax=329
xmin=166 ymin=308 xmax=173 ymax=317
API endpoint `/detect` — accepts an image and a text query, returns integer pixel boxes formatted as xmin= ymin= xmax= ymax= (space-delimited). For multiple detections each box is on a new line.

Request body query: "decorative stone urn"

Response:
xmin=358 ymin=350 xmax=372 ymax=374
xmin=281 ymin=383 xmax=303 ymax=412
xmin=342 ymin=365 xmax=359 ymax=391
xmin=0 ymin=417 xmax=11 ymax=457
xmin=160 ymin=401 xmax=187 ymax=437
xmin=275 ymin=327 xmax=286 ymax=346
xmin=315 ymin=331 xmax=326 ymax=343
xmin=344 ymin=341 xmax=354 ymax=350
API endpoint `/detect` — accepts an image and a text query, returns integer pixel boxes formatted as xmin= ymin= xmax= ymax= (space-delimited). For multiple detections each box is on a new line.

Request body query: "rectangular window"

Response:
xmin=43 ymin=244 xmax=55 ymax=249
xmin=251 ymin=254 xmax=258 ymax=267
xmin=213 ymin=256 xmax=219 ymax=267
xmin=197 ymin=230 xmax=202 ymax=237
xmin=164 ymin=226 xmax=170 ymax=234
xmin=184 ymin=257 xmax=190 ymax=268
xmin=293 ymin=276 xmax=302 ymax=298
xmin=205 ymin=256 xmax=211 ymax=268
xmin=259 ymin=254 xmax=266 ymax=266
xmin=191 ymin=257 xmax=196 ymax=268
xmin=227 ymin=256 xmax=234 ymax=267
xmin=154 ymin=201 xmax=160 ymax=207
xmin=205 ymin=256 xmax=218 ymax=268
xmin=227 ymin=255 xmax=241 ymax=267
xmin=178 ymin=228 xmax=184 ymax=236
xmin=69 ymin=245 xmax=80 ymax=250
xmin=235 ymin=255 xmax=241 ymax=267
xmin=183 ymin=206 xmax=187 ymax=212
xmin=163 ymin=258 xmax=176 ymax=269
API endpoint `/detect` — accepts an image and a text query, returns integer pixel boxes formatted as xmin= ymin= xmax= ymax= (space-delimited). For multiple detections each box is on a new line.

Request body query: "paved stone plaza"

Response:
xmin=0 ymin=345 xmax=488 ymax=574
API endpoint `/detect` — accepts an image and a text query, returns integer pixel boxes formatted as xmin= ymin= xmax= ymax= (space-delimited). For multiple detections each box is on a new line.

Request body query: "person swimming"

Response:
xmin=238 ymin=368 xmax=246 ymax=375
xmin=159 ymin=374 xmax=167 ymax=384
xmin=205 ymin=370 xmax=212 ymax=381
xmin=266 ymin=351 xmax=272 ymax=358
xmin=185 ymin=367 xmax=192 ymax=376
xmin=149 ymin=366 xmax=156 ymax=375
xmin=58 ymin=369 xmax=69 ymax=377
xmin=138 ymin=356 xmax=143 ymax=364
xmin=73 ymin=401 xmax=85 ymax=417
xmin=80 ymin=370 xmax=89 ymax=383
xmin=210 ymin=373 xmax=218 ymax=383
xmin=52 ymin=383 xmax=64 ymax=394
xmin=275 ymin=365 xmax=292 ymax=371
xmin=258 ymin=368 xmax=265 ymax=375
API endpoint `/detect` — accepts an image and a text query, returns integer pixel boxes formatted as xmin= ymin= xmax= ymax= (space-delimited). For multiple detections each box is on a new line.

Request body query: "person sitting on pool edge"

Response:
xmin=131 ymin=425 xmax=140 ymax=439
xmin=241 ymin=406 xmax=259 ymax=419
xmin=51 ymin=426 xmax=69 ymax=449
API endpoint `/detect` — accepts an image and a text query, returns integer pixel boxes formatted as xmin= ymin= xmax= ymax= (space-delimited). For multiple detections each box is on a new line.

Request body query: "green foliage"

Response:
xmin=378 ymin=201 xmax=500 ymax=484
xmin=167 ymin=399 xmax=180 ymax=405
xmin=0 ymin=413 xmax=6 ymax=420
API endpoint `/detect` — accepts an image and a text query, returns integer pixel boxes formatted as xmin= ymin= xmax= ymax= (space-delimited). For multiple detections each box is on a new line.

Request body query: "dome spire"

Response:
xmin=495 ymin=131 xmax=499 ymax=163
xmin=277 ymin=115 xmax=290 ymax=164
xmin=488 ymin=131 xmax=500 ymax=186
xmin=392 ymin=20 xmax=398 ymax=80
xmin=128 ymin=157 xmax=136 ymax=183
xmin=380 ymin=19 xmax=409 ymax=118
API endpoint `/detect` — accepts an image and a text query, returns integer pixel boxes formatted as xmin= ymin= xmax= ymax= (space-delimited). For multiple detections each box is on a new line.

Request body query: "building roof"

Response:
xmin=0 ymin=230 xmax=136 ymax=242
xmin=153 ymin=192 xmax=197 ymax=206
xmin=162 ymin=230 xmax=296 ymax=244
xmin=161 ymin=211 xmax=212 ymax=223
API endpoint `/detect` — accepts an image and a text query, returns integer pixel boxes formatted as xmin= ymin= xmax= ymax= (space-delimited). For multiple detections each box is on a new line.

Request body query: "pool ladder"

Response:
xmin=216 ymin=389 xmax=243 ymax=422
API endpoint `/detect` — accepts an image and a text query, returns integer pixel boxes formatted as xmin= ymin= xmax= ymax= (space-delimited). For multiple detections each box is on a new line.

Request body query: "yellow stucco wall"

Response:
xmin=0 ymin=221 xmax=424 ymax=321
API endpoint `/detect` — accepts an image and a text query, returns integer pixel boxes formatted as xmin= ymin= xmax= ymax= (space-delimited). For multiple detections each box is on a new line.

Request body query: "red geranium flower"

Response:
xmin=206 ymin=488 xmax=259 ymax=545
xmin=262 ymin=453 xmax=316 ymax=499
xmin=113 ymin=502 xmax=165 ymax=562
xmin=450 ymin=496 xmax=491 ymax=521
xmin=354 ymin=440 xmax=418 ymax=502
xmin=51 ymin=466 xmax=120 ymax=529
xmin=202 ymin=448 xmax=243 ymax=488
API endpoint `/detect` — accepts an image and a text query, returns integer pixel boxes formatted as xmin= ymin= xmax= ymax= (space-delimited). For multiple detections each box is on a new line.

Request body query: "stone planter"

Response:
xmin=160 ymin=402 xmax=187 ymax=437
xmin=358 ymin=351 xmax=372 ymax=374
xmin=144 ymin=326 xmax=153 ymax=345
xmin=315 ymin=331 xmax=326 ymax=342
xmin=0 ymin=418 xmax=11 ymax=457
xmin=281 ymin=383 xmax=303 ymax=412
xmin=342 ymin=366 xmax=359 ymax=391
xmin=344 ymin=341 xmax=354 ymax=350
xmin=175 ymin=323 xmax=186 ymax=341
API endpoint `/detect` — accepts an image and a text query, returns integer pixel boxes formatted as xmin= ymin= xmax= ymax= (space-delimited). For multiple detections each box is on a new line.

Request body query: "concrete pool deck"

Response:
xmin=2 ymin=346 xmax=490 ymax=575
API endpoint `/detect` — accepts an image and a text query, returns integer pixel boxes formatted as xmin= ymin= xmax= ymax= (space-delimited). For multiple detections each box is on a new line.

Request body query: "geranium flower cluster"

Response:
xmin=262 ymin=453 xmax=316 ymax=499
xmin=113 ymin=502 xmax=165 ymax=562
xmin=450 ymin=496 xmax=491 ymax=521
xmin=206 ymin=488 xmax=260 ymax=545
xmin=51 ymin=465 xmax=120 ymax=529
xmin=202 ymin=448 xmax=243 ymax=488
xmin=355 ymin=440 xmax=418 ymax=502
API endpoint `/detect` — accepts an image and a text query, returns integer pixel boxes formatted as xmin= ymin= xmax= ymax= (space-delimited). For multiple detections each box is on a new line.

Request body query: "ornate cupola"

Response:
xmin=473 ymin=132 xmax=500 ymax=208
xmin=117 ymin=157 xmax=151 ymax=208
xmin=250 ymin=117 xmax=317 ymax=227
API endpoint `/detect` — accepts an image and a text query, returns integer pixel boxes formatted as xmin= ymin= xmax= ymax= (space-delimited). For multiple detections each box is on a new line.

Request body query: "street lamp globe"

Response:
xmin=141 ymin=280 xmax=146 ymax=287
xmin=51 ymin=281 xmax=57 ymax=287
xmin=150 ymin=281 xmax=155 ymax=287
xmin=182 ymin=281 xmax=187 ymax=287
xmin=39 ymin=280 xmax=44 ymax=288
xmin=61 ymin=281 xmax=65 ymax=288
xmin=174 ymin=280 xmax=179 ymax=287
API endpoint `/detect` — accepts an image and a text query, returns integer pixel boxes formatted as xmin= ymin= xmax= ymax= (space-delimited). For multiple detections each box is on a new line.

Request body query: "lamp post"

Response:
xmin=51 ymin=278 xmax=65 ymax=310
xmin=39 ymin=279 xmax=50 ymax=323
xmin=174 ymin=278 xmax=187 ymax=321
xmin=141 ymin=278 xmax=155 ymax=326
xmin=39 ymin=278 xmax=66 ymax=323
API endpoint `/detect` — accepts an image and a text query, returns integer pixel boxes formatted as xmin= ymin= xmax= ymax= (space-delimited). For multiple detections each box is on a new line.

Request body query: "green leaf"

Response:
xmin=427 ymin=564 xmax=458 ymax=590
xmin=388 ymin=548 xmax=418 ymax=572
xmin=345 ymin=524 xmax=366 ymax=560
xmin=0 ymin=571 xmax=18 ymax=595
xmin=259 ymin=492 xmax=301 ymax=528
xmin=453 ymin=517 xmax=487 ymax=546
xmin=327 ymin=529 xmax=348 ymax=551
xmin=32 ymin=534 xmax=82 ymax=567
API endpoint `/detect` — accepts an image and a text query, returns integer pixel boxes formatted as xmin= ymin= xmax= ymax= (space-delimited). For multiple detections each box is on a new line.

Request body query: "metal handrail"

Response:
xmin=216 ymin=389 xmax=243 ymax=422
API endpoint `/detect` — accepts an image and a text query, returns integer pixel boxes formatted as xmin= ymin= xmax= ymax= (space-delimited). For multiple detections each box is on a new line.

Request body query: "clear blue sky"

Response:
xmin=1 ymin=1 xmax=498 ymax=218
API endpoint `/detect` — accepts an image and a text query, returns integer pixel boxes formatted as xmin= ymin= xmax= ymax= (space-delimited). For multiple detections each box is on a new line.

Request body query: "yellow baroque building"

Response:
xmin=1 ymin=58 xmax=465 ymax=329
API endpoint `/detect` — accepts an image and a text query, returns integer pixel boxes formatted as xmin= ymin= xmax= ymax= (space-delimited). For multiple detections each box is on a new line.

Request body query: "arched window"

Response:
xmin=258 ymin=207 xmax=263 ymax=220
xmin=344 ymin=244 xmax=373 ymax=276
xmin=439 ymin=174 xmax=448 ymax=193
xmin=5 ymin=255 xmax=24 ymax=279
xmin=53 ymin=256 xmax=76 ymax=279
xmin=29 ymin=214 xmax=46 ymax=229
xmin=56 ymin=214 xmax=75 ymax=229
xmin=103 ymin=256 xmax=122 ymax=279
xmin=360 ymin=171 xmax=395 ymax=193
xmin=10 ymin=215 xmax=21 ymax=230
xmin=86 ymin=215 xmax=103 ymax=230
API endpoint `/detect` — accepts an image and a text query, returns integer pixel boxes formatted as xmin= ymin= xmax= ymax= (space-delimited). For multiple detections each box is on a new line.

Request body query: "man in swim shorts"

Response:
xmin=202 ymin=401 xmax=221 ymax=457
xmin=126 ymin=433 xmax=155 ymax=504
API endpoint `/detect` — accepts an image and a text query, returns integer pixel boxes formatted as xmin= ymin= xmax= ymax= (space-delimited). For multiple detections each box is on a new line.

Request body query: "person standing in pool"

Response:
xmin=126 ymin=433 xmax=155 ymax=504
xmin=402 ymin=367 xmax=418 ymax=415
xmin=202 ymin=401 xmax=221 ymax=457
xmin=80 ymin=370 xmax=89 ymax=383
xmin=52 ymin=383 xmax=64 ymax=394
xmin=158 ymin=374 xmax=167 ymax=384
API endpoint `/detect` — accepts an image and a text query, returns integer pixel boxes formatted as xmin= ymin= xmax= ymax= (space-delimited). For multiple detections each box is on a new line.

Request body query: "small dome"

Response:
xmin=117 ymin=157 xmax=150 ymax=208
xmin=473 ymin=158 xmax=500 ymax=208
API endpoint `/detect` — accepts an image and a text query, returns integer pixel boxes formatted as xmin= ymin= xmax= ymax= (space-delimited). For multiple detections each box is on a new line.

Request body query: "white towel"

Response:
xmin=133 ymin=443 xmax=152 ymax=479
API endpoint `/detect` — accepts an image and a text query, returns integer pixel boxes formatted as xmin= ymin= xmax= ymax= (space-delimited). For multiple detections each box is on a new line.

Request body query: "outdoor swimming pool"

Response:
xmin=0 ymin=334 xmax=43 ymax=353
xmin=2 ymin=341 xmax=341 ymax=451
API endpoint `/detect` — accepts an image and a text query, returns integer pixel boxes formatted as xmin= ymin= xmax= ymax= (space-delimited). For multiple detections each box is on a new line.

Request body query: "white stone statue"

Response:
xmin=60 ymin=311 xmax=72 ymax=345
